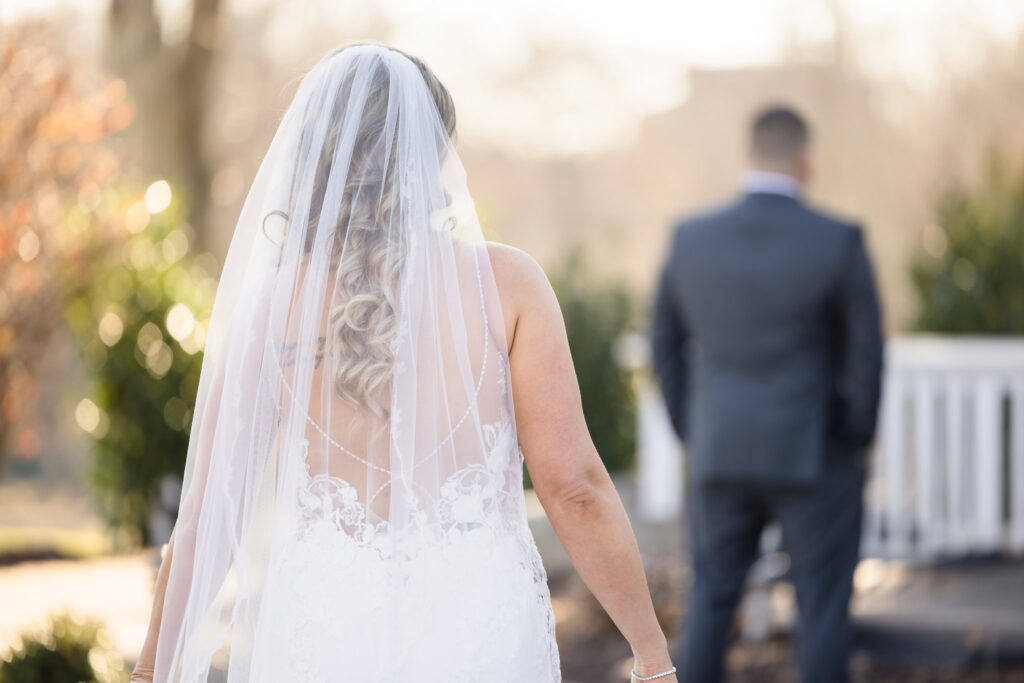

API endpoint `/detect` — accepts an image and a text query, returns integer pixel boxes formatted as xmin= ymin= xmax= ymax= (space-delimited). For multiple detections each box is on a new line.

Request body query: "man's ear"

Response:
xmin=796 ymin=146 xmax=813 ymax=185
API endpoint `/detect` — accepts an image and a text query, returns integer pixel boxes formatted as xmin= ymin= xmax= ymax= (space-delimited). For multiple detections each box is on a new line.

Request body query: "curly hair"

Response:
xmin=293 ymin=44 xmax=457 ymax=417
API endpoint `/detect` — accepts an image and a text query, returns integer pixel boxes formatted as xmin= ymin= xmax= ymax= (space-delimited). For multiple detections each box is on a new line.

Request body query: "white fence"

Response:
xmin=864 ymin=336 xmax=1024 ymax=561
xmin=636 ymin=336 xmax=1024 ymax=563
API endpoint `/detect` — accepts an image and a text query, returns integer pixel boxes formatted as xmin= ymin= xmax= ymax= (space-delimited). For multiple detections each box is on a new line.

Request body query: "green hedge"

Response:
xmin=548 ymin=250 xmax=637 ymax=474
xmin=63 ymin=185 xmax=215 ymax=546
xmin=0 ymin=610 xmax=126 ymax=683
xmin=911 ymin=152 xmax=1024 ymax=333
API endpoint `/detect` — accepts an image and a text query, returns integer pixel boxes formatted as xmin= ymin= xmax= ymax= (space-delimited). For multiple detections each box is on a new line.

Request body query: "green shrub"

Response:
xmin=548 ymin=249 xmax=638 ymax=474
xmin=911 ymin=152 xmax=1024 ymax=333
xmin=63 ymin=184 xmax=216 ymax=546
xmin=0 ymin=610 xmax=127 ymax=683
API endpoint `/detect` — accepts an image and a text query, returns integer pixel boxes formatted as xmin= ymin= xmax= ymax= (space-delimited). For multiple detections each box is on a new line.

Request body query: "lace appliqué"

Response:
xmin=293 ymin=412 xmax=519 ymax=561
xmin=268 ymin=408 xmax=560 ymax=681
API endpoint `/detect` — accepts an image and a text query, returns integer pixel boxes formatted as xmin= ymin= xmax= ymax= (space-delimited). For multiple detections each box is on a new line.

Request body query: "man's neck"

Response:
xmin=741 ymin=169 xmax=803 ymax=199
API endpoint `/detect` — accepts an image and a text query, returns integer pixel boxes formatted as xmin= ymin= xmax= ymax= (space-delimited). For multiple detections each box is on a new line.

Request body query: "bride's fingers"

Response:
xmin=129 ymin=668 xmax=155 ymax=683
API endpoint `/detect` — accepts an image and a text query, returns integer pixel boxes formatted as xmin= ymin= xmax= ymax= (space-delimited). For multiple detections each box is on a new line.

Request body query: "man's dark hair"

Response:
xmin=749 ymin=105 xmax=809 ymax=167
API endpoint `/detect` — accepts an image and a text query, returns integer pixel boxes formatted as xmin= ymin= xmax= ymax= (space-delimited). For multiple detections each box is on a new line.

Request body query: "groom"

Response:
xmin=650 ymin=105 xmax=884 ymax=682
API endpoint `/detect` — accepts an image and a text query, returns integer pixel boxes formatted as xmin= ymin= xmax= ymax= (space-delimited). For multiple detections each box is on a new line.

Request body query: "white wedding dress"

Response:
xmin=150 ymin=45 xmax=561 ymax=682
xmin=251 ymin=416 xmax=561 ymax=682
xmin=249 ymin=324 xmax=561 ymax=682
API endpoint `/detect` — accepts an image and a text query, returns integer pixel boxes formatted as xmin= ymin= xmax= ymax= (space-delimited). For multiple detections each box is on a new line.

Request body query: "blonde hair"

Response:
xmin=301 ymin=44 xmax=456 ymax=416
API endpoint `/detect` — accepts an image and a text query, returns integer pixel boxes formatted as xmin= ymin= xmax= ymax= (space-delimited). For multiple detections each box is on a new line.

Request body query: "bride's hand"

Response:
xmin=630 ymin=670 xmax=678 ymax=683
xmin=129 ymin=662 xmax=154 ymax=682
xmin=630 ymin=647 xmax=677 ymax=682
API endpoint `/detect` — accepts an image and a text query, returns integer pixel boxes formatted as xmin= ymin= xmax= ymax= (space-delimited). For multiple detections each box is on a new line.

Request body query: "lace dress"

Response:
xmin=246 ymin=411 xmax=561 ymax=682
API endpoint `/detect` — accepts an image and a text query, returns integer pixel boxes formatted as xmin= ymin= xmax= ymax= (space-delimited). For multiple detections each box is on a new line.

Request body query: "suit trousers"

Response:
xmin=672 ymin=457 xmax=867 ymax=683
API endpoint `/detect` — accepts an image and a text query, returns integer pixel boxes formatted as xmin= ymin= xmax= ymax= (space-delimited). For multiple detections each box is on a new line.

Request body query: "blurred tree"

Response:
xmin=0 ymin=609 xmax=127 ymax=683
xmin=911 ymin=151 xmax=1024 ymax=333
xmin=0 ymin=24 xmax=129 ymax=478
xmin=107 ymin=0 xmax=222 ymax=249
xmin=548 ymin=250 xmax=637 ymax=474
xmin=64 ymin=187 xmax=216 ymax=547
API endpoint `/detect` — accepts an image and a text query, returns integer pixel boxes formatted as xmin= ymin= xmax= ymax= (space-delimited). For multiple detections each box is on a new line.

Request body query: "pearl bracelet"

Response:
xmin=630 ymin=665 xmax=676 ymax=681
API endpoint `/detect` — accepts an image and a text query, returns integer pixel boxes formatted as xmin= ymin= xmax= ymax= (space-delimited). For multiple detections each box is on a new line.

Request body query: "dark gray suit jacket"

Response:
xmin=650 ymin=191 xmax=884 ymax=489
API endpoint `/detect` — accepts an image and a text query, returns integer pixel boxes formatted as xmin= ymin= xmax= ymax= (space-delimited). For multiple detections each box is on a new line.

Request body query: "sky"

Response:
xmin=3 ymin=0 xmax=1024 ymax=154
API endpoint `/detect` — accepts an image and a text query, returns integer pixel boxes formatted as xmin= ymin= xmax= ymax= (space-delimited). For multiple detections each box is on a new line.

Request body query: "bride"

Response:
xmin=130 ymin=43 xmax=676 ymax=683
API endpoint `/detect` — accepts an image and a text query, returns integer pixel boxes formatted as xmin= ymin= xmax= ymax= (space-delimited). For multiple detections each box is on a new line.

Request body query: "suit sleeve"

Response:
xmin=833 ymin=226 xmax=885 ymax=449
xmin=650 ymin=231 xmax=690 ymax=441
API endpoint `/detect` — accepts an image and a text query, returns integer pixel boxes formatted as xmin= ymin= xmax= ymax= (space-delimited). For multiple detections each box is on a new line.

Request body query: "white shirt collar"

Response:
xmin=741 ymin=170 xmax=802 ymax=199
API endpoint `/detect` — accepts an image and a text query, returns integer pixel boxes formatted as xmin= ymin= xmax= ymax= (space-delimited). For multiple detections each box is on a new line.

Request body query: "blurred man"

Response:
xmin=650 ymin=104 xmax=884 ymax=682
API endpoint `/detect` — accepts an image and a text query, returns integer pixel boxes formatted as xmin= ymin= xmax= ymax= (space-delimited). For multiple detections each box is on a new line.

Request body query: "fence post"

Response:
xmin=1011 ymin=379 xmax=1024 ymax=554
xmin=973 ymin=375 xmax=1003 ymax=552
xmin=636 ymin=379 xmax=684 ymax=522
xmin=881 ymin=373 xmax=909 ymax=557
xmin=914 ymin=375 xmax=938 ymax=559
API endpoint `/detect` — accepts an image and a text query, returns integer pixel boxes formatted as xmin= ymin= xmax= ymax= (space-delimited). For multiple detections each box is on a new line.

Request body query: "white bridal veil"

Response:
xmin=149 ymin=44 xmax=559 ymax=682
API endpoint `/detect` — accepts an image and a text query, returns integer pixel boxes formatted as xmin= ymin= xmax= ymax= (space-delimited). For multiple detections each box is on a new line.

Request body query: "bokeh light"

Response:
xmin=16 ymin=231 xmax=40 ymax=262
xmin=97 ymin=311 xmax=124 ymax=347
xmin=74 ymin=398 xmax=100 ymax=433
xmin=124 ymin=201 xmax=150 ymax=234
xmin=144 ymin=180 xmax=172 ymax=215
xmin=165 ymin=303 xmax=195 ymax=342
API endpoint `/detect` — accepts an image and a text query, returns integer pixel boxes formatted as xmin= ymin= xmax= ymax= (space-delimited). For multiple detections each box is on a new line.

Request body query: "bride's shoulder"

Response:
xmin=481 ymin=241 xmax=551 ymax=301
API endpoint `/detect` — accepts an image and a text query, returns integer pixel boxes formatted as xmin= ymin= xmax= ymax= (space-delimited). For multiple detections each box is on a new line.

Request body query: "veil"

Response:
xmin=148 ymin=44 xmax=557 ymax=682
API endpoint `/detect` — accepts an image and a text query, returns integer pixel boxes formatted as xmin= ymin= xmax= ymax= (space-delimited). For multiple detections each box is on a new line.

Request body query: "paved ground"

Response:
xmin=534 ymin=476 xmax=1024 ymax=681
xmin=0 ymin=549 xmax=156 ymax=664
xmin=854 ymin=558 xmax=1024 ymax=667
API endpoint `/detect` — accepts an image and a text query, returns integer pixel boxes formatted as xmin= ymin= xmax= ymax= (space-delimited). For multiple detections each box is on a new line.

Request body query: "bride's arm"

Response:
xmin=130 ymin=526 xmax=177 ymax=681
xmin=487 ymin=243 xmax=676 ymax=680
xmin=131 ymin=332 xmax=231 ymax=682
